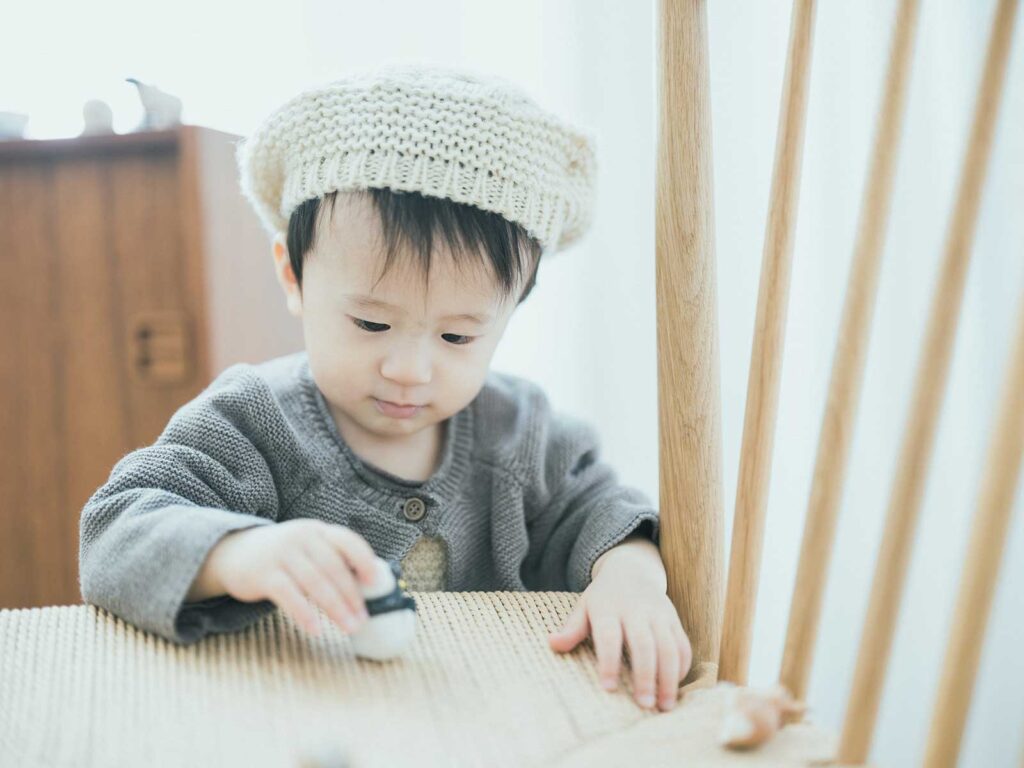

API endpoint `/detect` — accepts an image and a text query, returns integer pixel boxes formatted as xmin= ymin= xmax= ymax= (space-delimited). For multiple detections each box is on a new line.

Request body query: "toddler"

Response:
xmin=78 ymin=65 xmax=691 ymax=712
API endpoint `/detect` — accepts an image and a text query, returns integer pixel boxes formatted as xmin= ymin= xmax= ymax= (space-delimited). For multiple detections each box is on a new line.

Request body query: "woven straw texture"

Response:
xmin=0 ymin=593 xmax=838 ymax=767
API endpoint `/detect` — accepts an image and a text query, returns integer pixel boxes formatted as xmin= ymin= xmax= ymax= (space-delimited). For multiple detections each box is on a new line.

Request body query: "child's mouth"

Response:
xmin=374 ymin=398 xmax=423 ymax=419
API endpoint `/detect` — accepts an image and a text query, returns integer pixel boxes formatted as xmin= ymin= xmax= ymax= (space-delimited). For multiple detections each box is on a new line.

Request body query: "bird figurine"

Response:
xmin=81 ymin=99 xmax=114 ymax=136
xmin=125 ymin=78 xmax=182 ymax=131
xmin=349 ymin=558 xmax=418 ymax=661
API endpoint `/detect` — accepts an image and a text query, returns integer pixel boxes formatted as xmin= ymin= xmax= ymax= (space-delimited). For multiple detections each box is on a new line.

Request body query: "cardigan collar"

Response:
xmin=296 ymin=355 xmax=475 ymax=511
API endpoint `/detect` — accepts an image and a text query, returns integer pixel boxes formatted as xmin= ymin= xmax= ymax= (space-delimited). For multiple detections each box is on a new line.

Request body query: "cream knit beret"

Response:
xmin=236 ymin=64 xmax=597 ymax=255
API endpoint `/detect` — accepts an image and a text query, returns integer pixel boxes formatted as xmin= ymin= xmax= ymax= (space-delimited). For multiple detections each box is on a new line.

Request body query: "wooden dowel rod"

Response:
xmin=779 ymin=0 xmax=921 ymax=705
xmin=719 ymin=0 xmax=817 ymax=685
xmin=656 ymin=0 xmax=726 ymax=684
xmin=837 ymin=1 xmax=1019 ymax=762
xmin=922 ymin=287 xmax=1024 ymax=767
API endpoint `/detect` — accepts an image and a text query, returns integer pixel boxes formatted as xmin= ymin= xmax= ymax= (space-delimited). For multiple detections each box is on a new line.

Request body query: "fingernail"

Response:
xmin=601 ymin=677 xmax=617 ymax=691
xmin=660 ymin=698 xmax=676 ymax=711
xmin=637 ymin=694 xmax=655 ymax=709
xmin=358 ymin=608 xmax=370 ymax=622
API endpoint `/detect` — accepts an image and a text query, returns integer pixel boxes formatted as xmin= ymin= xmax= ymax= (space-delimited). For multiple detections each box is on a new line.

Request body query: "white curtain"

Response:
xmin=6 ymin=1 xmax=1022 ymax=765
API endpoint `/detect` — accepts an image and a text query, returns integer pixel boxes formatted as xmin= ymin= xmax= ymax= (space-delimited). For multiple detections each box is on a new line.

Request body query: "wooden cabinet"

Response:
xmin=0 ymin=126 xmax=303 ymax=609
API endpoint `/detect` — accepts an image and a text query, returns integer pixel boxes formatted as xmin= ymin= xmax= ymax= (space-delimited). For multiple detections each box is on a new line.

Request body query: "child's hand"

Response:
xmin=548 ymin=551 xmax=692 ymax=712
xmin=211 ymin=519 xmax=379 ymax=636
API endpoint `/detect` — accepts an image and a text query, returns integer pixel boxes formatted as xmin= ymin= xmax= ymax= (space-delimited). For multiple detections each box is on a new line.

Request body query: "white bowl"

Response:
xmin=0 ymin=112 xmax=29 ymax=139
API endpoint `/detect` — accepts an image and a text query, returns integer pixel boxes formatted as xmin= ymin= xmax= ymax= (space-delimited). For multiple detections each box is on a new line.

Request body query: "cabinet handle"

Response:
xmin=129 ymin=311 xmax=192 ymax=385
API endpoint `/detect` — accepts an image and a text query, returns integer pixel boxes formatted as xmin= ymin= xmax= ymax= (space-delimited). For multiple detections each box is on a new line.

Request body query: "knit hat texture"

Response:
xmin=236 ymin=64 xmax=597 ymax=255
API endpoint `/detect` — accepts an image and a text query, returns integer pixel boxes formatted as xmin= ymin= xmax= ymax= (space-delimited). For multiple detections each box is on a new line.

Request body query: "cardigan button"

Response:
xmin=402 ymin=497 xmax=426 ymax=522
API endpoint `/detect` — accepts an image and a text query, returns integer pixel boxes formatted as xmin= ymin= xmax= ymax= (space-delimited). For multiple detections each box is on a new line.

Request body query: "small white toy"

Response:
xmin=349 ymin=558 xmax=417 ymax=661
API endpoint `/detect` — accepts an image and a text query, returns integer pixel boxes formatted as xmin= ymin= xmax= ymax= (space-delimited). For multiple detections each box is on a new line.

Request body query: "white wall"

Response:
xmin=5 ymin=2 xmax=1023 ymax=765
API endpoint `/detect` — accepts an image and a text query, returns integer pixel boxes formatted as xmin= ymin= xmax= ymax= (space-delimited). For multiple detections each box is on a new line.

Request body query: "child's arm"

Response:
xmin=79 ymin=364 xmax=314 ymax=645
xmin=589 ymin=533 xmax=666 ymax=588
xmin=184 ymin=541 xmax=231 ymax=602
xmin=517 ymin=389 xmax=660 ymax=594
xmin=513 ymin=385 xmax=688 ymax=713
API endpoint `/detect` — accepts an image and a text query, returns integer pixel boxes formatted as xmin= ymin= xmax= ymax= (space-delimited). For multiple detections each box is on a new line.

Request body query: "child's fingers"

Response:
xmin=282 ymin=552 xmax=360 ymax=634
xmin=324 ymin=526 xmax=379 ymax=586
xmin=264 ymin=571 xmax=321 ymax=635
xmin=590 ymin=612 xmax=624 ymax=690
xmin=623 ymin=617 xmax=657 ymax=709
xmin=549 ymin=600 xmax=589 ymax=652
xmin=654 ymin=624 xmax=681 ymax=710
xmin=670 ymin=618 xmax=694 ymax=680
xmin=305 ymin=539 xmax=368 ymax=624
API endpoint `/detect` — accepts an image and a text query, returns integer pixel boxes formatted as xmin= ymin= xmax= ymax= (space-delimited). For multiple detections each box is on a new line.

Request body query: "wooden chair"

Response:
xmin=0 ymin=2 xmax=1019 ymax=766
xmin=662 ymin=0 xmax=1021 ymax=766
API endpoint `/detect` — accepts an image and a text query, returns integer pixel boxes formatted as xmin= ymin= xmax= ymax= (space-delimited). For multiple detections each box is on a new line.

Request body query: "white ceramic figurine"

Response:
xmin=125 ymin=78 xmax=182 ymax=131
xmin=81 ymin=100 xmax=114 ymax=136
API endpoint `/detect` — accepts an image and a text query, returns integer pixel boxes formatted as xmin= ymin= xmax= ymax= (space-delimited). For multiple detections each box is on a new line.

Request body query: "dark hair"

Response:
xmin=286 ymin=187 xmax=543 ymax=305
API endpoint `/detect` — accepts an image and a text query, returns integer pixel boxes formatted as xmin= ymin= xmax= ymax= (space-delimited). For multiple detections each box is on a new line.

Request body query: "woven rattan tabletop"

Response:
xmin=0 ymin=592 xmax=836 ymax=767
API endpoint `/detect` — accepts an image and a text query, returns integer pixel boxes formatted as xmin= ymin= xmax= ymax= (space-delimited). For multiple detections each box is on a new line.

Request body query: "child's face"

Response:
xmin=274 ymin=192 xmax=518 ymax=446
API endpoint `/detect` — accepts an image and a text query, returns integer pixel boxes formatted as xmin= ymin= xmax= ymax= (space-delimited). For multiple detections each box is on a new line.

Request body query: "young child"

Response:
xmin=78 ymin=64 xmax=691 ymax=712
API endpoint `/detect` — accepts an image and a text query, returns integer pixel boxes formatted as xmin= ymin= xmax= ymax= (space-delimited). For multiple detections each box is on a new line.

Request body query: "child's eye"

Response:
xmin=353 ymin=318 xmax=472 ymax=345
xmin=353 ymin=318 xmax=390 ymax=333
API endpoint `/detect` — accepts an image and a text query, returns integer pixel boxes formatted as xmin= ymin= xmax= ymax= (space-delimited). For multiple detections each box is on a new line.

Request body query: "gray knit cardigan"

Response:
xmin=78 ymin=352 xmax=660 ymax=645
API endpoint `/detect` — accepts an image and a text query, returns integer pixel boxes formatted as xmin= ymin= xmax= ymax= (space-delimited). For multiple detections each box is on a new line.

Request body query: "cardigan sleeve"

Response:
xmin=78 ymin=364 xmax=307 ymax=645
xmin=518 ymin=387 xmax=660 ymax=592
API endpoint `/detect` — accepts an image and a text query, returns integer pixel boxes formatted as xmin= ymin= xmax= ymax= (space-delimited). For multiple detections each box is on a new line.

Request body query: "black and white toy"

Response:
xmin=349 ymin=558 xmax=417 ymax=661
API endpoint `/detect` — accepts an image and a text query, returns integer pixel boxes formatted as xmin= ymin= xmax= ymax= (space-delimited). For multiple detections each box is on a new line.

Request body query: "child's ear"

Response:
xmin=272 ymin=234 xmax=303 ymax=317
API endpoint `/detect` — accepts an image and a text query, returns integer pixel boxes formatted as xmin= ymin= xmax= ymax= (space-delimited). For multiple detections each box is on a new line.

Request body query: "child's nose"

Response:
xmin=380 ymin=338 xmax=432 ymax=386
